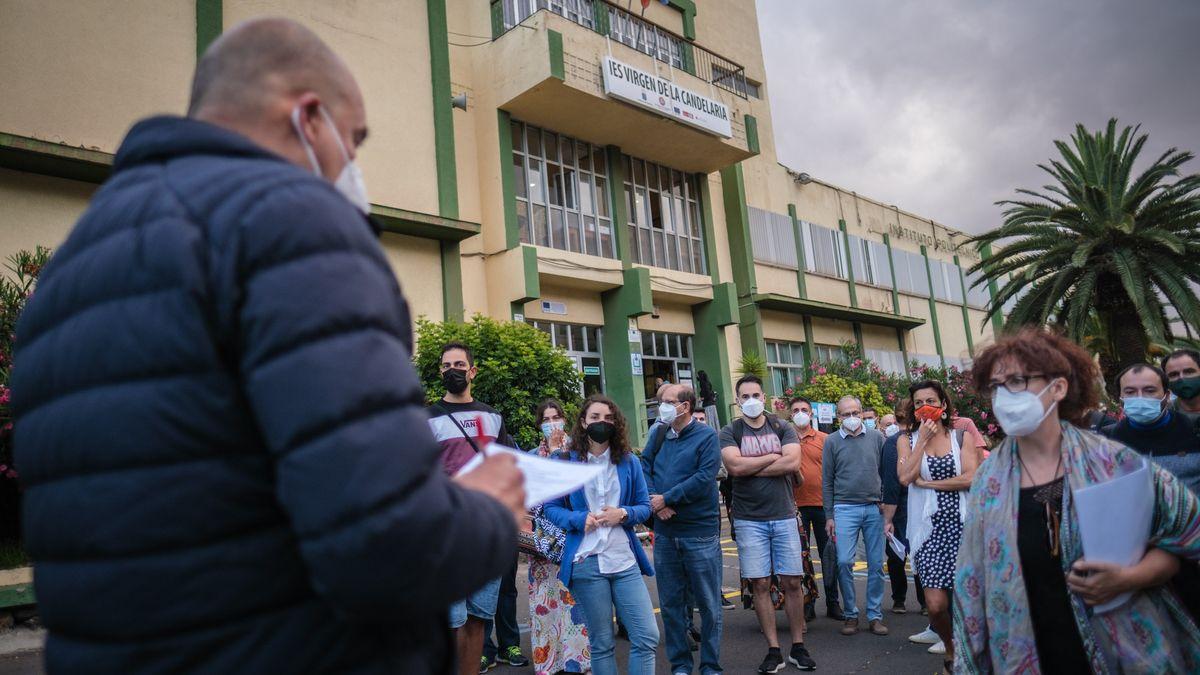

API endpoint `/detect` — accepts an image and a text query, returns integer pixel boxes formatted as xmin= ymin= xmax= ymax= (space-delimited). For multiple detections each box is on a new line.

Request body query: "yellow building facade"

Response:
xmin=0 ymin=0 xmax=1001 ymax=438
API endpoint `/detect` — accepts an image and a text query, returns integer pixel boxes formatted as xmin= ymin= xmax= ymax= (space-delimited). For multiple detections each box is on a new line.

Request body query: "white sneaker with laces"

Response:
xmin=908 ymin=627 xmax=940 ymax=644
xmin=928 ymin=640 xmax=946 ymax=654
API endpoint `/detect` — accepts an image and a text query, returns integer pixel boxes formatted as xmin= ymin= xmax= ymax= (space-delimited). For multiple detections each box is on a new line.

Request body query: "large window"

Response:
xmin=865 ymin=348 xmax=906 ymax=375
xmin=501 ymin=0 xmax=595 ymax=30
xmin=623 ymin=155 xmax=706 ymax=274
xmin=749 ymin=207 xmax=798 ymax=268
xmin=512 ymin=121 xmax=615 ymax=258
xmin=608 ymin=6 xmax=684 ymax=68
xmin=800 ymin=221 xmax=848 ymax=279
xmin=845 ymin=235 xmax=894 ymax=289
xmin=964 ymin=268 xmax=990 ymax=309
xmin=766 ymin=340 xmax=805 ymax=395
xmin=640 ymin=330 xmax=694 ymax=419
xmin=813 ymin=343 xmax=846 ymax=364
xmin=528 ymin=320 xmax=605 ymax=396
xmin=891 ymin=248 xmax=930 ymax=297
xmin=930 ymin=260 xmax=965 ymax=304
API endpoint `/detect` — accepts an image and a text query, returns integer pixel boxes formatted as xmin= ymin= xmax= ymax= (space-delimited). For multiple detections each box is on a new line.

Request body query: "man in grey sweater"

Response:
xmin=822 ymin=395 xmax=888 ymax=637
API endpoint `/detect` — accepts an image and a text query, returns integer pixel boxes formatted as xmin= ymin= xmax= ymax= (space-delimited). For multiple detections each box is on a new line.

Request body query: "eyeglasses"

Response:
xmin=984 ymin=373 xmax=1046 ymax=396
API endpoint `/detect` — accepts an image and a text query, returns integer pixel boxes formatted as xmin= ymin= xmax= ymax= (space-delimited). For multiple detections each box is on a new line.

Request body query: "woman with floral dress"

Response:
xmin=527 ymin=398 xmax=590 ymax=675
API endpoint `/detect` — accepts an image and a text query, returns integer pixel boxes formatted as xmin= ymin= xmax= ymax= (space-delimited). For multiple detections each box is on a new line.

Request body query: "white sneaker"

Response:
xmin=908 ymin=627 xmax=939 ymax=644
xmin=928 ymin=640 xmax=946 ymax=654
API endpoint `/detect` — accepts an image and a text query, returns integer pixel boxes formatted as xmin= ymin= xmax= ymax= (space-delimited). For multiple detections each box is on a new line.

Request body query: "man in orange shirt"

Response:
xmin=789 ymin=397 xmax=843 ymax=622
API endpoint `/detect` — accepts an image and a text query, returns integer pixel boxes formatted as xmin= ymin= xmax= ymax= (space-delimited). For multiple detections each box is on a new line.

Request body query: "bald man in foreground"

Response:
xmin=12 ymin=18 xmax=524 ymax=674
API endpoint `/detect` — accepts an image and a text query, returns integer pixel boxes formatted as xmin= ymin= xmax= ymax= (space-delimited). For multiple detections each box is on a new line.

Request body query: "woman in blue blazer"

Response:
xmin=544 ymin=395 xmax=658 ymax=675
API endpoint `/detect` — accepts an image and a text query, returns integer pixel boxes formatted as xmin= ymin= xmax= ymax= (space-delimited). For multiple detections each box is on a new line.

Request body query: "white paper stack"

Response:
xmin=1072 ymin=459 xmax=1153 ymax=613
xmin=455 ymin=443 xmax=605 ymax=508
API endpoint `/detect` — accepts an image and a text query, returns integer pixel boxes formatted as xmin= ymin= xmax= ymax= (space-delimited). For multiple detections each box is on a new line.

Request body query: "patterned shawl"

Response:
xmin=953 ymin=422 xmax=1200 ymax=673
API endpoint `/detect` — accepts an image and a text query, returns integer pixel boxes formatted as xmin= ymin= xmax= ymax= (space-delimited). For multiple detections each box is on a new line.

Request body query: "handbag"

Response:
xmin=518 ymin=504 xmax=565 ymax=564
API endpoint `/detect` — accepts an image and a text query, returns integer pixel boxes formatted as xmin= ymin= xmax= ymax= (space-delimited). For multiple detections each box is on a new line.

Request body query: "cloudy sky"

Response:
xmin=756 ymin=0 xmax=1200 ymax=234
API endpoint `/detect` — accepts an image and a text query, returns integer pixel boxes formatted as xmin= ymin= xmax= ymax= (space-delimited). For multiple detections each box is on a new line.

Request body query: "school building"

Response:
xmin=0 ymin=0 xmax=1005 ymax=437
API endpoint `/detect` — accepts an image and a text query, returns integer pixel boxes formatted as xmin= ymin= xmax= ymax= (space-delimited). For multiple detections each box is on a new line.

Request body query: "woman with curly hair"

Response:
xmin=525 ymin=398 xmax=589 ymax=675
xmin=544 ymin=395 xmax=658 ymax=675
xmin=954 ymin=328 xmax=1200 ymax=673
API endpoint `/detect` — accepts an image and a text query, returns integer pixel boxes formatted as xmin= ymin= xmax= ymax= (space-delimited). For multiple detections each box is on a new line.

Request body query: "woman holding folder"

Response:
xmin=544 ymin=395 xmax=659 ymax=675
xmin=954 ymin=327 xmax=1200 ymax=673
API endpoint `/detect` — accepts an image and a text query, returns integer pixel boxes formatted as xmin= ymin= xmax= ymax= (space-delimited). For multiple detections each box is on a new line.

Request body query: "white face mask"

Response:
xmin=657 ymin=401 xmax=678 ymax=425
xmin=792 ymin=411 xmax=811 ymax=428
xmin=884 ymin=423 xmax=901 ymax=437
xmin=841 ymin=415 xmax=862 ymax=433
xmin=740 ymin=397 xmax=765 ymax=419
xmin=992 ymin=380 xmax=1058 ymax=437
xmin=291 ymin=105 xmax=371 ymax=215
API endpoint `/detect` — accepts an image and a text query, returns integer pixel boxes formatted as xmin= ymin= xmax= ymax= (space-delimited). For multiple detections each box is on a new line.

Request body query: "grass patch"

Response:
xmin=0 ymin=540 xmax=29 ymax=570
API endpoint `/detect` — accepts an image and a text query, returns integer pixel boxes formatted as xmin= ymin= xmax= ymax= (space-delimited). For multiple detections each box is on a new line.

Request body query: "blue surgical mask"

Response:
xmin=540 ymin=420 xmax=565 ymax=439
xmin=863 ymin=419 xmax=877 ymax=430
xmin=1123 ymin=396 xmax=1166 ymax=425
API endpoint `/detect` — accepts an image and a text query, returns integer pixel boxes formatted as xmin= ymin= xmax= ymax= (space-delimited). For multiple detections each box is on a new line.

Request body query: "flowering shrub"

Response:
xmin=414 ymin=315 xmax=583 ymax=450
xmin=772 ymin=341 xmax=1002 ymax=442
xmin=0 ymin=247 xmax=51 ymax=483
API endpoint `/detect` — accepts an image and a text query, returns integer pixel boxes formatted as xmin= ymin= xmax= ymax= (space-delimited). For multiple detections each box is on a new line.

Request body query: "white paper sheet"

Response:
xmin=455 ymin=443 xmax=605 ymax=509
xmin=1072 ymin=458 xmax=1154 ymax=613
xmin=886 ymin=532 xmax=907 ymax=560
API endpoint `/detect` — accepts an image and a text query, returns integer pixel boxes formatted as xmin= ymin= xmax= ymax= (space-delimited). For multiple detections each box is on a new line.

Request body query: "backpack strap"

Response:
xmin=730 ymin=418 xmax=746 ymax=448
xmin=432 ymin=403 xmax=482 ymax=455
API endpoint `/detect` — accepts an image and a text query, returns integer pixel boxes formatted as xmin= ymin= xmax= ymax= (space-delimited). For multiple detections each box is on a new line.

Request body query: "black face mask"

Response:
xmin=442 ymin=368 xmax=470 ymax=395
xmin=586 ymin=421 xmax=616 ymax=444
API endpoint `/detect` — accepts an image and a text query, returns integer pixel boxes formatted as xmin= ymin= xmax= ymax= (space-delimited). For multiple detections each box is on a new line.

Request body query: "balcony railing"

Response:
xmin=493 ymin=0 xmax=749 ymax=99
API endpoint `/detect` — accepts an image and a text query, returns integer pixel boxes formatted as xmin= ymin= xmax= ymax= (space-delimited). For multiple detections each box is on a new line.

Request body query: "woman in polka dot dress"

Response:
xmin=896 ymin=380 xmax=979 ymax=674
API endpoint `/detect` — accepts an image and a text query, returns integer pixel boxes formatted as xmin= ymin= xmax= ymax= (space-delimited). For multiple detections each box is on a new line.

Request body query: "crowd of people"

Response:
xmin=10 ymin=17 xmax=1200 ymax=675
xmin=431 ymin=332 xmax=1200 ymax=675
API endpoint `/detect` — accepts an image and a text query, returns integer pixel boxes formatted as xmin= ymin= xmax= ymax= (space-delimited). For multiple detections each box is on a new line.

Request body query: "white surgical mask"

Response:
xmin=740 ymin=398 xmax=765 ymax=419
xmin=792 ymin=411 xmax=811 ymax=428
xmin=841 ymin=416 xmax=862 ymax=433
xmin=884 ymin=423 xmax=901 ymax=437
xmin=657 ymin=401 xmax=679 ymax=425
xmin=992 ymin=380 xmax=1058 ymax=437
xmin=291 ymin=105 xmax=371 ymax=215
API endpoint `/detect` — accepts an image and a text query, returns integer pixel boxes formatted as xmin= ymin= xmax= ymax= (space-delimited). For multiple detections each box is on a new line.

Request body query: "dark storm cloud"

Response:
xmin=757 ymin=0 xmax=1200 ymax=233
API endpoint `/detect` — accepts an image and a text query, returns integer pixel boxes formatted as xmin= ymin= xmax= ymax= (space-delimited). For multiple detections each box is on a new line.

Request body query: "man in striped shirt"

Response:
xmin=428 ymin=342 xmax=525 ymax=675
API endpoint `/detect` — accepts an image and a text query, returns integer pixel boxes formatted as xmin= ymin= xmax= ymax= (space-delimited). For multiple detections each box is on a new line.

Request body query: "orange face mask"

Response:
xmin=914 ymin=405 xmax=944 ymax=422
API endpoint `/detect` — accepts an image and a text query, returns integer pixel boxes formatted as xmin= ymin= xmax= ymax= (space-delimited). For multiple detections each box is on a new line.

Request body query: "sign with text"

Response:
xmin=601 ymin=57 xmax=733 ymax=139
xmin=815 ymin=402 xmax=836 ymax=426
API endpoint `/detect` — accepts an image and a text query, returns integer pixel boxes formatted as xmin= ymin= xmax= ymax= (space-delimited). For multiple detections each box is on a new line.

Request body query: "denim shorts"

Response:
xmin=733 ymin=517 xmax=805 ymax=579
xmin=448 ymin=576 xmax=501 ymax=628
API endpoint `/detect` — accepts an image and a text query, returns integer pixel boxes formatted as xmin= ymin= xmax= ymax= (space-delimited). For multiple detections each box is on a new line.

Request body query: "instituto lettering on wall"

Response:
xmin=888 ymin=223 xmax=980 ymax=260
xmin=600 ymin=56 xmax=733 ymax=139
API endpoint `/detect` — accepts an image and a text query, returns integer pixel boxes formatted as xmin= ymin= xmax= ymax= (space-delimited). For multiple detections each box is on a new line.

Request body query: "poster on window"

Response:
xmin=600 ymin=57 xmax=733 ymax=138
xmin=815 ymin=402 xmax=836 ymax=425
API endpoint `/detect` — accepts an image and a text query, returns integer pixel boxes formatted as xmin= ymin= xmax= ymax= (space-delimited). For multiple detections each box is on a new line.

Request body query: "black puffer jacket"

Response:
xmin=12 ymin=116 xmax=515 ymax=674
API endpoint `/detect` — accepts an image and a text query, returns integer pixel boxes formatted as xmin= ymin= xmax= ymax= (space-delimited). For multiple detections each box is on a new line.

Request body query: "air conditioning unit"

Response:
xmin=541 ymin=300 xmax=567 ymax=315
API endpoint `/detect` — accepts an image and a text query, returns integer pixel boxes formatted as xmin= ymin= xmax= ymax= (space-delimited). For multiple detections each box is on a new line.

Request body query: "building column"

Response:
xmin=601 ymin=268 xmax=654 ymax=441
xmin=838 ymin=219 xmax=859 ymax=308
xmin=692 ymin=282 xmax=738 ymax=425
xmin=980 ymin=243 xmax=1004 ymax=334
xmin=196 ymin=0 xmax=222 ymax=59
xmin=787 ymin=203 xmax=808 ymax=299
xmin=719 ymin=163 xmax=765 ymax=362
xmin=953 ymin=254 xmax=975 ymax=355
xmin=428 ymin=0 xmax=464 ymax=321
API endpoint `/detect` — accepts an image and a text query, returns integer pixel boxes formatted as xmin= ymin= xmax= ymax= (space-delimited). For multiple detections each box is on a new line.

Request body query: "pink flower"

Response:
xmin=987 ymin=424 xmax=997 ymax=434
xmin=980 ymin=411 xmax=988 ymax=420
xmin=817 ymin=367 xmax=827 ymax=375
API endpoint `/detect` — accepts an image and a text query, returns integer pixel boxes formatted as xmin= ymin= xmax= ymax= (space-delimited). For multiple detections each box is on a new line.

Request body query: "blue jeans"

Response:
xmin=448 ymin=576 xmax=501 ymax=628
xmin=833 ymin=503 xmax=885 ymax=622
xmin=570 ymin=556 xmax=659 ymax=675
xmin=654 ymin=533 xmax=724 ymax=674
xmin=731 ymin=518 xmax=805 ymax=578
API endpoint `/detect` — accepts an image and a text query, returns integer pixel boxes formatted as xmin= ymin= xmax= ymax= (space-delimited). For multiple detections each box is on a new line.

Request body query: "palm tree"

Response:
xmin=968 ymin=119 xmax=1200 ymax=385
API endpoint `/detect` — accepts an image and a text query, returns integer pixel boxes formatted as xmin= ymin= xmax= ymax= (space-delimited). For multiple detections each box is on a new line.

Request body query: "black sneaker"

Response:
xmin=758 ymin=648 xmax=785 ymax=673
xmin=789 ymin=644 xmax=817 ymax=671
xmin=804 ymin=601 xmax=816 ymax=622
xmin=826 ymin=603 xmax=845 ymax=621
xmin=479 ymin=655 xmax=495 ymax=673
xmin=500 ymin=646 xmax=529 ymax=667
xmin=721 ymin=595 xmax=736 ymax=610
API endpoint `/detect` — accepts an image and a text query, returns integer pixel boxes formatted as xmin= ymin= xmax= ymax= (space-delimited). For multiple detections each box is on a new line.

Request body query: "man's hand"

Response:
xmin=1067 ymin=560 xmax=1132 ymax=606
xmin=584 ymin=513 xmax=601 ymax=533
xmin=656 ymin=506 xmax=677 ymax=521
xmin=596 ymin=506 xmax=627 ymax=527
xmin=650 ymin=494 xmax=667 ymax=512
xmin=453 ymin=454 xmax=526 ymax=525
xmin=884 ymin=521 xmax=894 ymax=538
xmin=825 ymin=519 xmax=836 ymax=540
